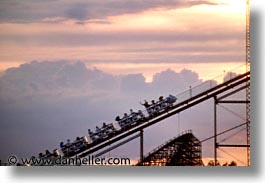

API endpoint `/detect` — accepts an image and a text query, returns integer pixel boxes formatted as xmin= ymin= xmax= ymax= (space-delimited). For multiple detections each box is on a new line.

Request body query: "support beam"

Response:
xmin=201 ymin=122 xmax=247 ymax=143
xmin=217 ymin=84 xmax=249 ymax=101
xmin=214 ymin=96 xmax=217 ymax=166
xmin=217 ymin=144 xmax=250 ymax=148
xmin=140 ymin=130 xmax=144 ymax=165
xmin=217 ymin=100 xmax=250 ymax=104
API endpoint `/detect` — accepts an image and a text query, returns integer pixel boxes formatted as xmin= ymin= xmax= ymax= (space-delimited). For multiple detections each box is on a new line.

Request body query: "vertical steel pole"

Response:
xmin=140 ymin=130 xmax=144 ymax=165
xmin=214 ymin=96 xmax=217 ymax=166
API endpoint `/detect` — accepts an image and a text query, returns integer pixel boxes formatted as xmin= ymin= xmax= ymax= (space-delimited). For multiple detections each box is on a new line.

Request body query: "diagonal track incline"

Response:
xmin=70 ymin=71 xmax=250 ymax=158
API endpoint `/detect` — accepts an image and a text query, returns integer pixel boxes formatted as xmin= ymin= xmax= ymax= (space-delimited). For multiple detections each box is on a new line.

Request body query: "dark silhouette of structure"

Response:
xmin=137 ymin=130 xmax=203 ymax=166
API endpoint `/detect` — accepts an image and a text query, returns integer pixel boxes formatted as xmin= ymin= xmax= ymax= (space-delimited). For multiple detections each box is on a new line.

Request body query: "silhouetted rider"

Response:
xmin=140 ymin=100 xmax=150 ymax=108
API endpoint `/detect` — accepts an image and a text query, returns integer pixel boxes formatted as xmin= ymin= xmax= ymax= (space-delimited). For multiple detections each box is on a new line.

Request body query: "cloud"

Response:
xmin=152 ymin=69 xmax=201 ymax=93
xmin=120 ymin=73 xmax=149 ymax=94
xmin=0 ymin=29 xmax=245 ymax=64
xmin=0 ymin=61 xmax=246 ymax=163
xmin=0 ymin=30 xmax=245 ymax=47
xmin=0 ymin=0 xmax=220 ymax=23
xmin=0 ymin=1 xmax=245 ymax=67
xmin=64 ymin=2 xmax=91 ymax=20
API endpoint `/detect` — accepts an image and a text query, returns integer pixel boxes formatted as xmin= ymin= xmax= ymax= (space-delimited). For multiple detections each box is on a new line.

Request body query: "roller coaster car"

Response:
xmin=103 ymin=123 xmax=116 ymax=136
xmin=74 ymin=136 xmax=89 ymax=148
xmin=88 ymin=130 xmax=101 ymax=142
xmin=60 ymin=136 xmax=89 ymax=156
xmin=116 ymin=110 xmax=145 ymax=130
xmin=53 ymin=149 xmax=60 ymax=157
xmin=88 ymin=129 xmax=98 ymax=142
xmin=39 ymin=149 xmax=60 ymax=159
xmin=166 ymin=95 xmax=177 ymax=104
xmin=144 ymin=95 xmax=177 ymax=117
xmin=88 ymin=123 xmax=116 ymax=143
xmin=34 ymin=149 xmax=60 ymax=166
xmin=60 ymin=140 xmax=70 ymax=155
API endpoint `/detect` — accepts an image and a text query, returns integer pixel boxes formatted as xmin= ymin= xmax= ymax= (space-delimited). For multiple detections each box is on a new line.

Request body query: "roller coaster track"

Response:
xmin=67 ymin=71 xmax=250 ymax=158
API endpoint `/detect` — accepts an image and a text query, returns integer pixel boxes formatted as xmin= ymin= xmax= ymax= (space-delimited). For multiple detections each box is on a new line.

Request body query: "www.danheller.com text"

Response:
xmin=6 ymin=155 xmax=131 ymax=166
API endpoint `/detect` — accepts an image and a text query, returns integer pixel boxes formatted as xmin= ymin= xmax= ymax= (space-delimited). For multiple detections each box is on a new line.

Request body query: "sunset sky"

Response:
xmin=0 ymin=0 xmax=248 ymax=165
xmin=0 ymin=0 xmax=246 ymax=81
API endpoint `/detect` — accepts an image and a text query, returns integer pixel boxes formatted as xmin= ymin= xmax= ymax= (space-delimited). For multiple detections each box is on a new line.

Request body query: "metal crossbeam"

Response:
xmin=217 ymin=144 xmax=250 ymax=148
xmin=201 ymin=122 xmax=247 ymax=143
xmin=217 ymin=100 xmax=250 ymax=104
xmin=217 ymin=84 xmax=249 ymax=101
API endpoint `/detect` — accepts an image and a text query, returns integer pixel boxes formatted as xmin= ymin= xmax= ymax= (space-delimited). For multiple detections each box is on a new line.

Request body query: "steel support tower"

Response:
xmin=246 ymin=0 xmax=251 ymax=166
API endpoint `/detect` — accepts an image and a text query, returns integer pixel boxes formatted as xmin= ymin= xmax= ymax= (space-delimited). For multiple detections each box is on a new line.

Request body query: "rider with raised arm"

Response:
xmin=140 ymin=100 xmax=150 ymax=108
